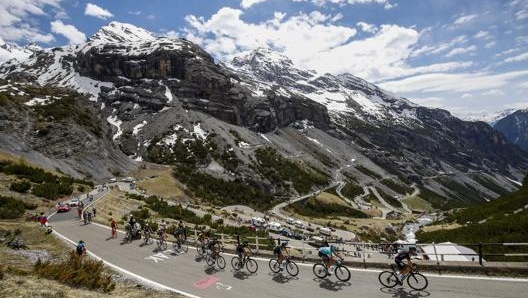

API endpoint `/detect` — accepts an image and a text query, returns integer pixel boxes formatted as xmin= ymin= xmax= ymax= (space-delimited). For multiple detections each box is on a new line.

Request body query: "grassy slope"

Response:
xmin=417 ymin=179 xmax=528 ymax=246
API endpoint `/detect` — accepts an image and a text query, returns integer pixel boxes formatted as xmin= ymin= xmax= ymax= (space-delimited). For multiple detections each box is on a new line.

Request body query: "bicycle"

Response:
xmin=157 ymin=235 xmax=168 ymax=250
xmin=231 ymin=255 xmax=258 ymax=273
xmin=173 ymin=238 xmax=188 ymax=253
xmin=313 ymin=257 xmax=350 ymax=282
xmin=269 ymin=256 xmax=299 ymax=276
xmin=143 ymin=230 xmax=153 ymax=245
xmin=205 ymin=249 xmax=226 ymax=269
xmin=378 ymin=263 xmax=428 ymax=291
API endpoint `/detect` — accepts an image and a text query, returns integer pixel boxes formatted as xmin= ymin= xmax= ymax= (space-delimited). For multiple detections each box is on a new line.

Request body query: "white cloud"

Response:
xmin=474 ymin=30 xmax=491 ymax=40
xmin=84 ymin=3 xmax=113 ymax=19
xmin=293 ymin=0 xmax=397 ymax=9
xmin=516 ymin=9 xmax=528 ymax=20
xmin=357 ymin=21 xmax=377 ymax=33
xmin=444 ymin=45 xmax=477 ymax=57
xmin=520 ymin=82 xmax=528 ymax=89
xmin=462 ymin=93 xmax=474 ymax=99
xmin=50 ymin=20 xmax=86 ymax=44
xmin=485 ymin=41 xmax=496 ymax=48
xmin=240 ymin=0 xmax=268 ymax=9
xmin=516 ymin=36 xmax=528 ymax=44
xmin=379 ymin=70 xmax=528 ymax=94
xmin=185 ymin=8 xmax=356 ymax=64
xmin=410 ymin=35 xmax=468 ymax=57
xmin=147 ymin=14 xmax=155 ymax=20
xmin=453 ymin=14 xmax=478 ymax=25
xmin=0 ymin=0 xmax=64 ymax=43
xmin=482 ymin=89 xmax=505 ymax=96
xmin=185 ymin=8 xmax=473 ymax=82
xmin=505 ymin=52 xmax=528 ymax=62
xmin=128 ymin=11 xmax=142 ymax=16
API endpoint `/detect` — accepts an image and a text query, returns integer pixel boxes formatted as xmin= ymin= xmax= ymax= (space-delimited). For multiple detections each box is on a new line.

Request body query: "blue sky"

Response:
xmin=1 ymin=0 xmax=527 ymax=118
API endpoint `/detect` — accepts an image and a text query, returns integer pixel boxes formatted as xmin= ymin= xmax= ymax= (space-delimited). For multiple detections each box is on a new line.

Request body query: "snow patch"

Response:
xmin=106 ymin=115 xmax=123 ymax=141
xmin=193 ymin=123 xmax=207 ymax=140
xmin=164 ymin=85 xmax=173 ymax=102
xmin=133 ymin=120 xmax=147 ymax=136
xmin=260 ymin=133 xmax=271 ymax=143
xmin=25 ymin=97 xmax=51 ymax=106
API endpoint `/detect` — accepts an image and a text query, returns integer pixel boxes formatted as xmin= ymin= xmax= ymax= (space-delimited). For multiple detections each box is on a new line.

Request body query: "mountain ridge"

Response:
xmin=0 ymin=21 xmax=526 ymax=208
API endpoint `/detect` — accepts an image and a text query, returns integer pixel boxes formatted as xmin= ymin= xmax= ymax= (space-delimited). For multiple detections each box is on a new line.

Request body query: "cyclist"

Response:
xmin=143 ymin=222 xmax=153 ymax=241
xmin=207 ymin=237 xmax=222 ymax=258
xmin=318 ymin=244 xmax=340 ymax=275
xmin=157 ymin=219 xmax=167 ymax=242
xmin=236 ymin=241 xmax=252 ymax=266
xmin=197 ymin=229 xmax=210 ymax=253
xmin=76 ymin=240 xmax=86 ymax=256
xmin=273 ymin=241 xmax=290 ymax=270
xmin=174 ymin=221 xmax=186 ymax=246
xmin=395 ymin=246 xmax=417 ymax=281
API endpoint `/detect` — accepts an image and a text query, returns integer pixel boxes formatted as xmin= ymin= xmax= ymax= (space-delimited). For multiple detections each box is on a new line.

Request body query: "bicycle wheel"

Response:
xmin=231 ymin=257 xmax=242 ymax=270
xmin=206 ymin=255 xmax=216 ymax=266
xmin=246 ymin=258 xmax=258 ymax=273
xmin=217 ymin=255 xmax=226 ymax=269
xmin=180 ymin=242 xmax=188 ymax=253
xmin=378 ymin=271 xmax=399 ymax=288
xmin=335 ymin=265 xmax=351 ymax=282
xmin=313 ymin=263 xmax=328 ymax=279
xmin=407 ymin=272 xmax=428 ymax=291
xmin=269 ymin=259 xmax=280 ymax=273
xmin=286 ymin=261 xmax=299 ymax=276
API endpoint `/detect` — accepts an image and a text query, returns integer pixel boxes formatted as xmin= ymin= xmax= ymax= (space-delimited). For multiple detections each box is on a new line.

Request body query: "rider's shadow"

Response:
xmin=232 ymin=270 xmax=250 ymax=280
xmin=270 ymin=272 xmax=298 ymax=284
xmin=314 ymin=278 xmax=351 ymax=292
xmin=380 ymin=287 xmax=431 ymax=298
xmin=204 ymin=266 xmax=222 ymax=275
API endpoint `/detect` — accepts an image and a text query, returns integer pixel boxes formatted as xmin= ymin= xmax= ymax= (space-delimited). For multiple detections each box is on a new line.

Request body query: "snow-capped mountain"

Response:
xmin=463 ymin=109 xmax=517 ymax=127
xmin=228 ymin=48 xmax=419 ymax=126
xmin=0 ymin=41 xmax=41 ymax=65
xmin=494 ymin=109 xmax=528 ymax=151
xmin=1 ymin=22 xmax=526 ymax=206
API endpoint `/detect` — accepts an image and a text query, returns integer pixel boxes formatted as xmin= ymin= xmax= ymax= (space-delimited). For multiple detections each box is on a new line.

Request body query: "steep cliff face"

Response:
xmin=1 ymin=22 xmax=527 ymax=205
xmin=494 ymin=110 xmax=528 ymax=151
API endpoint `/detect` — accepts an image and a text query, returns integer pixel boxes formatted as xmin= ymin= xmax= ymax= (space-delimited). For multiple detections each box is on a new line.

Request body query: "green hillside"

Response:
xmin=417 ymin=176 xmax=528 ymax=260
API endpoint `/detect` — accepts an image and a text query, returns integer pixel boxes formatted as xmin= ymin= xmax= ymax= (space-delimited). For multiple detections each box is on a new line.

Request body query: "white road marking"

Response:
xmin=215 ymin=282 xmax=232 ymax=290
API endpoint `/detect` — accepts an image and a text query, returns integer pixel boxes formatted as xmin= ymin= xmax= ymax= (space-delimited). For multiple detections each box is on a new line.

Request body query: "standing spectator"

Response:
xmin=92 ymin=205 xmax=97 ymax=217
xmin=110 ymin=218 xmax=118 ymax=238
xmin=37 ymin=212 xmax=48 ymax=226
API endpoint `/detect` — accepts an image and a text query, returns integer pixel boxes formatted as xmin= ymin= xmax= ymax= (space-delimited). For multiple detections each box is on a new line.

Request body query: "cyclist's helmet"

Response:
xmin=281 ymin=241 xmax=288 ymax=247
xmin=79 ymin=240 xmax=84 ymax=244
xmin=330 ymin=244 xmax=338 ymax=252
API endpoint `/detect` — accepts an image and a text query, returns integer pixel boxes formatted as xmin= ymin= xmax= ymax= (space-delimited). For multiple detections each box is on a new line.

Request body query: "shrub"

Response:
xmin=33 ymin=251 xmax=115 ymax=292
xmin=0 ymin=196 xmax=26 ymax=219
xmin=77 ymin=185 xmax=86 ymax=192
xmin=10 ymin=180 xmax=31 ymax=193
xmin=288 ymin=197 xmax=369 ymax=218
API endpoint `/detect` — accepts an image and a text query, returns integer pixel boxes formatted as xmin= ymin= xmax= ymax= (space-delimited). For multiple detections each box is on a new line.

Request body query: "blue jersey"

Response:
xmin=319 ymin=246 xmax=332 ymax=256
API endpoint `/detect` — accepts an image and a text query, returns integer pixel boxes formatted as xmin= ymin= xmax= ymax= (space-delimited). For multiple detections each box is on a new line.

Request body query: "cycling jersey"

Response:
xmin=318 ymin=247 xmax=332 ymax=258
xmin=395 ymin=251 xmax=411 ymax=269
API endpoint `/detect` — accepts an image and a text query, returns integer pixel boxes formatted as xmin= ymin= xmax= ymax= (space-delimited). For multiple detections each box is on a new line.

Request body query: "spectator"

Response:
xmin=110 ymin=218 xmax=118 ymax=238
xmin=37 ymin=212 xmax=48 ymax=226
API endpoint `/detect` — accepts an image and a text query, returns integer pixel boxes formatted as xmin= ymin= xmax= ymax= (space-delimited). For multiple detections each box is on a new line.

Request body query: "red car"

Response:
xmin=56 ymin=202 xmax=71 ymax=213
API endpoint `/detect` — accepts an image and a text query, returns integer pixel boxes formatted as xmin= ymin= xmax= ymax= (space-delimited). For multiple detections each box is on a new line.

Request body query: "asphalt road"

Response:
xmin=50 ymin=197 xmax=528 ymax=298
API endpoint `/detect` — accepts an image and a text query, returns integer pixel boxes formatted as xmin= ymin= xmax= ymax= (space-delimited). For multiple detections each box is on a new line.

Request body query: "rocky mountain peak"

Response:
xmin=88 ymin=21 xmax=156 ymax=44
xmin=232 ymin=47 xmax=294 ymax=69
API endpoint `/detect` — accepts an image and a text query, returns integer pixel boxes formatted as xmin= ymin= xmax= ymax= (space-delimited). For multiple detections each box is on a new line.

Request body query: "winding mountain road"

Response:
xmin=49 ymin=191 xmax=528 ymax=298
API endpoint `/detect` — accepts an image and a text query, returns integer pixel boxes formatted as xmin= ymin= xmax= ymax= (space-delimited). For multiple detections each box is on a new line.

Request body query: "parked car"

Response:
xmin=306 ymin=226 xmax=315 ymax=232
xmin=56 ymin=202 xmax=71 ymax=213
xmin=248 ymin=225 xmax=257 ymax=231
xmin=286 ymin=217 xmax=295 ymax=224
xmin=280 ymin=228 xmax=294 ymax=238
xmin=293 ymin=220 xmax=304 ymax=228
xmin=68 ymin=197 xmax=80 ymax=207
